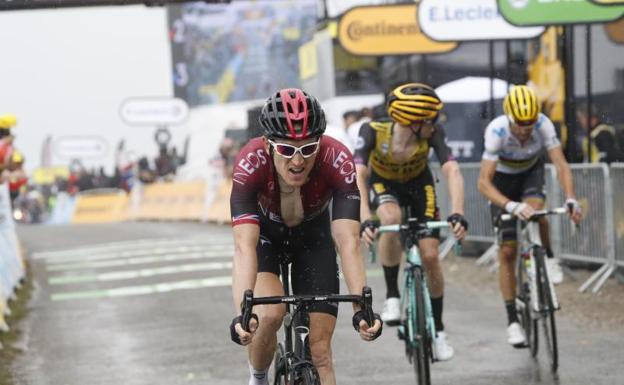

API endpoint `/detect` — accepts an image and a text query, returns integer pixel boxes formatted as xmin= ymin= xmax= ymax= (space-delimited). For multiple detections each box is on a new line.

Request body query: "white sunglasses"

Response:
xmin=268 ymin=139 xmax=320 ymax=159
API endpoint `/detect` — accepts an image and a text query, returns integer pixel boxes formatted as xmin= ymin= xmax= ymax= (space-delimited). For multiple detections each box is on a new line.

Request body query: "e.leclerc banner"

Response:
xmin=419 ymin=0 xmax=544 ymax=41
xmin=498 ymin=0 xmax=624 ymax=26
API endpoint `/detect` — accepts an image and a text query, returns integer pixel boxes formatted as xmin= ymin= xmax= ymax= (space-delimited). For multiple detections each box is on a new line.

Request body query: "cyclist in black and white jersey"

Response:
xmin=478 ymin=85 xmax=582 ymax=347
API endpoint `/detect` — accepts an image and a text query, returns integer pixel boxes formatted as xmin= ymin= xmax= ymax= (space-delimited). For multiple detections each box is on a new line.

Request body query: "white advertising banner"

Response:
xmin=419 ymin=0 xmax=545 ymax=41
xmin=120 ymin=97 xmax=189 ymax=126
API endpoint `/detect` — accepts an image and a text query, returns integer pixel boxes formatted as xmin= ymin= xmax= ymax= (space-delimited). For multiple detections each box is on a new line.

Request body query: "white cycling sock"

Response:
xmin=248 ymin=362 xmax=269 ymax=385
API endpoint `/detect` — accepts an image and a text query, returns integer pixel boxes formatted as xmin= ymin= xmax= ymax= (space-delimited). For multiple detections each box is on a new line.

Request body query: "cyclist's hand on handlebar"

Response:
xmin=505 ymin=201 xmax=535 ymax=221
xmin=565 ymin=198 xmax=582 ymax=224
xmin=446 ymin=213 xmax=468 ymax=240
xmin=352 ymin=310 xmax=383 ymax=341
xmin=229 ymin=314 xmax=258 ymax=346
xmin=360 ymin=219 xmax=379 ymax=247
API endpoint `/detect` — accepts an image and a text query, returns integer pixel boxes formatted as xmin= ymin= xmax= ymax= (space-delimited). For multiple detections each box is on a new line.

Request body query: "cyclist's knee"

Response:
xmin=309 ymin=339 xmax=333 ymax=370
xmin=257 ymin=308 xmax=285 ymax=333
xmin=420 ymin=248 xmax=439 ymax=266
xmin=499 ymin=243 xmax=517 ymax=264
xmin=377 ymin=203 xmax=401 ymax=225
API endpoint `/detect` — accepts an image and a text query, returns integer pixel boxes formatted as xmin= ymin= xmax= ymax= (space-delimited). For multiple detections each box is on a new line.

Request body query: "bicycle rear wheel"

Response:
xmin=534 ymin=251 xmax=559 ymax=372
xmin=410 ymin=270 xmax=431 ymax=385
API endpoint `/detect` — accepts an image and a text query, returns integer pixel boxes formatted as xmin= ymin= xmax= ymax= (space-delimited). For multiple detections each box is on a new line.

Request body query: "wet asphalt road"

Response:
xmin=11 ymin=222 xmax=624 ymax=385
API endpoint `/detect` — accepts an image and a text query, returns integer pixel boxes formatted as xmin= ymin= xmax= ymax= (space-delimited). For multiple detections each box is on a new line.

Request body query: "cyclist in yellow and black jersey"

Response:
xmin=355 ymin=83 xmax=468 ymax=362
xmin=354 ymin=117 xmax=454 ymax=183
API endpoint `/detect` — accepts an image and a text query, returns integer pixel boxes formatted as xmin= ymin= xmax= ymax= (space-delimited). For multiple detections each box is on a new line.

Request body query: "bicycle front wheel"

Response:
xmin=294 ymin=364 xmax=320 ymax=385
xmin=273 ymin=343 xmax=287 ymax=385
xmin=410 ymin=270 xmax=431 ymax=385
xmin=534 ymin=251 xmax=559 ymax=372
xmin=516 ymin=256 xmax=537 ymax=356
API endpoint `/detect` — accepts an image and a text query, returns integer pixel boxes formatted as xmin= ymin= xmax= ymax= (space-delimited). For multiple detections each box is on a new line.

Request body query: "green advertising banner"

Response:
xmin=498 ymin=0 xmax=624 ymax=26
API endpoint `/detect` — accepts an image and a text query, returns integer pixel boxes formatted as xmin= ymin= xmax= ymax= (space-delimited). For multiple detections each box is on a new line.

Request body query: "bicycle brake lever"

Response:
xmin=241 ymin=289 xmax=254 ymax=332
xmin=362 ymin=287 xmax=374 ymax=327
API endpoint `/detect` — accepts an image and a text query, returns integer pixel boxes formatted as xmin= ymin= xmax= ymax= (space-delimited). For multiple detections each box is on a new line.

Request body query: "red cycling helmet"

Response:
xmin=259 ymin=88 xmax=326 ymax=140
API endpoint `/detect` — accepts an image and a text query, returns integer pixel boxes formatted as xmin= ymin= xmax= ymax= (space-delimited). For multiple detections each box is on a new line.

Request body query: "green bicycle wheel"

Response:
xmin=411 ymin=269 xmax=432 ymax=385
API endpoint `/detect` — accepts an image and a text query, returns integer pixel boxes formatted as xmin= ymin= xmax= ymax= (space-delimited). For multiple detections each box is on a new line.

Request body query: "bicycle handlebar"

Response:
xmin=377 ymin=220 xmax=451 ymax=234
xmin=240 ymin=287 xmax=376 ymax=332
xmin=500 ymin=207 xmax=567 ymax=222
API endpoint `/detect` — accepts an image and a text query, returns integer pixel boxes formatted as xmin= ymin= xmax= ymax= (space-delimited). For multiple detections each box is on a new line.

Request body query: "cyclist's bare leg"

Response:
xmin=498 ymin=242 xmax=518 ymax=302
xmin=524 ymin=197 xmax=550 ymax=250
xmin=377 ymin=202 xmax=403 ymax=269
xmin=248 ymin=272 xmax=286 ymax=371
xmin=309 ymin=312 xmax=337 ymax=385
xmin=418 ymin=237 xmax=443 ymax=297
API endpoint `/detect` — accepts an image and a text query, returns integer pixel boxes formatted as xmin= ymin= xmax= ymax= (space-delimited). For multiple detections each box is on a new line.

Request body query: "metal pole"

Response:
xmin=586 ymin=25 xmax=593 ymax=163
xmin=489 ymin=40 xmax=495 ymax=120
xmin=563 ymin=26 xmax=577 ymax=162
xmin=422 ymin=54 xmax=429 ymax=83
xmin=505 ymin=40 xmax=511 ymax=87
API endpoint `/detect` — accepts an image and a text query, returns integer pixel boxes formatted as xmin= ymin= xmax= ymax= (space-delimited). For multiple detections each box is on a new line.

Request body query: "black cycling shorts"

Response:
xmin=490 ymin=160 xmax=546 ymax=242
xmin=256 ymin=209 xmax=340 ymax=317
xmin=368 ymin=167 xmax=440 ymax=239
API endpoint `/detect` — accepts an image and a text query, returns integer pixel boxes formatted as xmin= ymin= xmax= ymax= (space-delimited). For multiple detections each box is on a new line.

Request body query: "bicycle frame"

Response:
xmin=503 ymin=209 xmax=564 ymax=313
xmin=376 ymin=220 xmax=452 ymax=360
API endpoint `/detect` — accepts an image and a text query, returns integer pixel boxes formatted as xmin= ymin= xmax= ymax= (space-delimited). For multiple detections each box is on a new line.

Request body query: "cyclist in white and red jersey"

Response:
xmin=229 ymin=88 xmax=382 ymax=385
xmin=478 ymin=85 xmax=582 ymax=347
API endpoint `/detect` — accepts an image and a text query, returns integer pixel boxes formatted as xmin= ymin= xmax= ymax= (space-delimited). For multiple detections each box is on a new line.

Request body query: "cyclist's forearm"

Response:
xmin=232 ymin=250 xmax=257 ymax=313
xmin=232 ymin=225 xmax=259 ymax=312
xmin=356 ymin=164 xmax=372 ymax=220
xmin=478 ymin=176 xmax=510 ymax=208
xmin=556 ymin=162 xmax=576 ymax=199
xmin=442 ymin=161 xmax=464 ymax=214
xmin=332 ymin=220 xmax=366 ymax=309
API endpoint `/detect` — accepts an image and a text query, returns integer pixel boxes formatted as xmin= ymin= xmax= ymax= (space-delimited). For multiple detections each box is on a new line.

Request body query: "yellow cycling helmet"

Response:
xmin=387 ymin=83 xmax=443 ymax=125
xmin=503 ymin=85 xmax=540 ymax=126
xmin=0 ymin=114 xmax=17 ymax=130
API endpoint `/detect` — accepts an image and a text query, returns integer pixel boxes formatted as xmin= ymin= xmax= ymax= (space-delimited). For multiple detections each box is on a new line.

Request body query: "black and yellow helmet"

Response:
xmin=503 ymin=85 xmax=540 ymax=126
xmin=387 ymin=83 xmax=443 ymax=125
xmin=0 ymin=114 xmax=17 ymax=130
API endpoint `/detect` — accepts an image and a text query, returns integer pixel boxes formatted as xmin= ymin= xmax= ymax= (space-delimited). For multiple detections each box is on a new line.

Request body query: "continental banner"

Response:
xmin=71 ymin=191 xmax=129 ymax=224
xmin=136 ymin=181 xmax=206 ymax=221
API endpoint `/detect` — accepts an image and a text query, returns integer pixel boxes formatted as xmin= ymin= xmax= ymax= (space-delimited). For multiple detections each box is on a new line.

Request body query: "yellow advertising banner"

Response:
xmin=205 ymin=178 xmax=232 ymax=224
xmin=606 ymin=17 xmax=624 ymax=44
xmin=136 ymin=181 xmax=205 ymax=221
xmin=32 ymin=166 xmax=70 ymax=185
xmin=298 ymin=40 xmax=318 ymax=80
xmin=338 ymin=4 xmax=457 ymax=56
xmin=71 ymin=191 xmax=129 ymax=224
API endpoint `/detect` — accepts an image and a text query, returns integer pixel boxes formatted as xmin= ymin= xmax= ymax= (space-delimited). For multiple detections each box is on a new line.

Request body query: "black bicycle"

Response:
xmin=500 ymin=208 xmax=565 ymax=373
xmin=240 ymin=259 xmax=377 ymax=385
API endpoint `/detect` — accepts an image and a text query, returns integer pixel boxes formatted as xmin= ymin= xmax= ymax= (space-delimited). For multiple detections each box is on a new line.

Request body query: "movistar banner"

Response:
xmin=498 ymin=0 xmax=624 ymax=25
xmin=419 ymin=0 xmax=544 ymax=41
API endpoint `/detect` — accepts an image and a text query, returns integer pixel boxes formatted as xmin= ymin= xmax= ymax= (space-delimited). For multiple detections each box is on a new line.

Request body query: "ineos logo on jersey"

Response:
xmin=233 ymin=149 xmax=268 ymax=185
xmin=323 ymin=147 xmax=356 ymax=184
